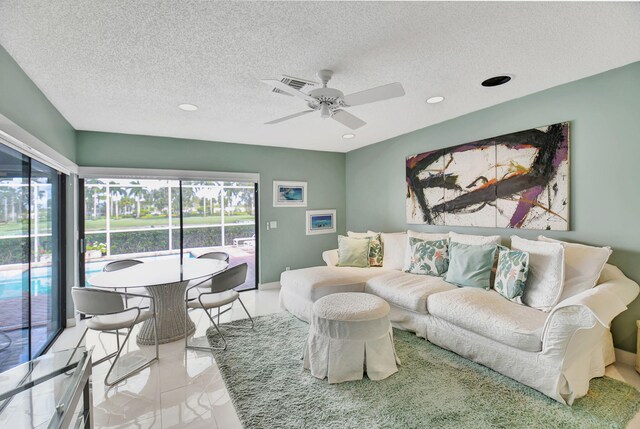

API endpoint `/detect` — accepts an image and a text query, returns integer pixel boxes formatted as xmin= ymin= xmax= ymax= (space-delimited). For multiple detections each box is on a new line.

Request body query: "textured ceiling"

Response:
xmin=1 ymin=1 xmax=639 ymax=153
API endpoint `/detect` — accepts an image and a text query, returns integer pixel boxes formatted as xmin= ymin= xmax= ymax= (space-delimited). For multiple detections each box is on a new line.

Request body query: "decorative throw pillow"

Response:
xmin=337 ymin=235 xmax=371 ymax=268
xmin=511 ymin=236 xmax=564 ymax=312
xmin=445 ymin=242 xmax=497 ymax=289
xmin=449 ymin=231 xmax=502 ymax=246
xmin=381 ymin=232 xmax=407 ymax=270
xmin=494 ymin=245 xmax=529 ymax=304
xmin=347 ymin=231 xmax=383 ymax=266
xmin=538 ymin=236 xmax=612 ymax=302
xmin=403 ymin=238 xmax=449 ymax=277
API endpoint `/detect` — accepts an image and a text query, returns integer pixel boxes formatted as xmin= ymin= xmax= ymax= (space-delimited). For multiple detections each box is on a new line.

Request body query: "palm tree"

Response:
xmin=110 ymin=188 xmax=125 ymax=219
xmin=127 ymin=182 xmax=148 ymax=218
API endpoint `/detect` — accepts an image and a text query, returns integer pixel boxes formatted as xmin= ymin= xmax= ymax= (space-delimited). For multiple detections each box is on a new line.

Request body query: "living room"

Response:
xmin=1 ymin=1 xmax=639 ymax=428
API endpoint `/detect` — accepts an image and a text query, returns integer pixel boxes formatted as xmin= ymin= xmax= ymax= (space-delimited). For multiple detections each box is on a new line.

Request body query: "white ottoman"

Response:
xmin=303 ymin=292 xmax=400 ymax=383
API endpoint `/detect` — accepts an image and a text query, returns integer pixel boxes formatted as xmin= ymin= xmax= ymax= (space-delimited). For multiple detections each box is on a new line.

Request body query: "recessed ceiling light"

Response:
xmin=342 ymin=133 xmax=355 ymax=139
xmin=178 ymin=103 xmax=198 ymax=111
xmin=426 ymin=96 xmax=445 ymax=104
xmin=481 ymin=75 xmax=512 ymax=87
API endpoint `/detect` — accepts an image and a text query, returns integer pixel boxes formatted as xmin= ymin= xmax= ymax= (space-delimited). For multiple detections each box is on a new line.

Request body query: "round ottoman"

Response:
xmin=303 ymin=292 xmax=400 ymax=383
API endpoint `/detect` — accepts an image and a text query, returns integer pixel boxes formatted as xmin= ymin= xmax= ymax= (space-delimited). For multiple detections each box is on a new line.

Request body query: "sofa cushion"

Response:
xmin=445 ymin=242 xmax=497 ymax=289
xmin=337 ymin=235 xmax=371 ymax=267
xmin=348 ymin=231 xmax=383 ymax=266
xmin=280 ymin=266 xmax=384 ymax=301
xmin=381 ymin=232 xmax=407 ymax=270
xmin=365 ymin=271 xmax=456 ymax=314
xmin=403 ymin=237 xmax=449 ymax=277
xmin=538 ymin=236 xmax=612 ymax=302
xmin=511 ymin=236 xmax=565 ymax=312
xmin=427 ymin=288 xmax=547 ymax=352
xmin=494 ymin=245 xmax=529 ymax=304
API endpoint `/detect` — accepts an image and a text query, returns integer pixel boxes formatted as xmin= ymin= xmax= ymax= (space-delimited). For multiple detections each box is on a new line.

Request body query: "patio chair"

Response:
xmin=70 ymin=287 xmax=158 ymax=386
xmin=184 ymin=263 xmax=254 ymax=351
xmin=103 ymin=259 xmax=149 ymax=308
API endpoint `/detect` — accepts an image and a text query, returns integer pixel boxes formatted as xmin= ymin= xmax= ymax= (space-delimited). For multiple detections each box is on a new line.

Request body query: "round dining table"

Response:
xmin=87 ymin=258 xmax=227 ymax=345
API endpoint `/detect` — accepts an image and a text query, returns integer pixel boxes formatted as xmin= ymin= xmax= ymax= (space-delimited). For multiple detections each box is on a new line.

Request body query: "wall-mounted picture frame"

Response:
xmin=273 ymin=180 xmax=307 ymax=207
xmin=306 ymin=209 xmax=336 ymax=235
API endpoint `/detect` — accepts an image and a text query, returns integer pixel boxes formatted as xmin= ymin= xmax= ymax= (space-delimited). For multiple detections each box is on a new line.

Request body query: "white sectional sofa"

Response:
xmin=279 ymin=239 xmax=639 ymax=405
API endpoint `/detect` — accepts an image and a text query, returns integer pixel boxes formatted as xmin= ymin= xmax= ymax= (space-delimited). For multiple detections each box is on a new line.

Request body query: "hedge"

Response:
xmin=85 ymin=224 xmax=255 ymax=256
xmin=0 ymin=237 xmax=52 ymax=265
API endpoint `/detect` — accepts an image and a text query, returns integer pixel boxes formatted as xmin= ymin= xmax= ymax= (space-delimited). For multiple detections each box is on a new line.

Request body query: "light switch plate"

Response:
xmin=269 ymin=221 xmax=278 ymax=229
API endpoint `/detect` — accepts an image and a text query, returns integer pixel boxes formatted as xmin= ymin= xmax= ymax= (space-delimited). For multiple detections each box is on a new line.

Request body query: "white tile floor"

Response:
xmin=49 ymin=289 xmax=640 ymax=429
xmin=49 ymin=289 xmax=282 ymax=429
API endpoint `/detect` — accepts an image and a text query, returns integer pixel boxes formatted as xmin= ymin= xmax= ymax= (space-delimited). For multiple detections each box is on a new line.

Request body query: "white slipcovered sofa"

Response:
xmin=279 ymin=238 xmax=639 ymax=405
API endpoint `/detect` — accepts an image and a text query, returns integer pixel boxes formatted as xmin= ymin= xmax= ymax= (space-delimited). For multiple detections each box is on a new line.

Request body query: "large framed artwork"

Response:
xmin=406 ymin=122 xmax=570 ymax=230
xmin=273 ymin=180 xmax=307 ymax=207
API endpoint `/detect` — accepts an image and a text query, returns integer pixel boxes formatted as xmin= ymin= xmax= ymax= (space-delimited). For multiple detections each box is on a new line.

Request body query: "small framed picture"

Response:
xmin=306 ymin=209 xmax=337 ymax=235
xmin=273 ymin=180 xmax=307 ymax=207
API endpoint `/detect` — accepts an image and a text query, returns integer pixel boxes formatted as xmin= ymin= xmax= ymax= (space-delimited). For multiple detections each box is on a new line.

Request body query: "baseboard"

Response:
xmin=615 ymin=347 xmax=636 ymax=367
xmin=66 ymin=317 xmax=76 ymax=328
xmin=258 ymin=281 xmax=281 ymax=291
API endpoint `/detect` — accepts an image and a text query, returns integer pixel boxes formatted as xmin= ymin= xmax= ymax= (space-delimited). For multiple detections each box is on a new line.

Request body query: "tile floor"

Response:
xmin=45 ymin=289 xmax=640 ymax=429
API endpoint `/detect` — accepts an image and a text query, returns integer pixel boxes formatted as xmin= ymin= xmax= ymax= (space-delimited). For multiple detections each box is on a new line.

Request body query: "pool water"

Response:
xmin=0 ymin=254 xmax=195 ymax=300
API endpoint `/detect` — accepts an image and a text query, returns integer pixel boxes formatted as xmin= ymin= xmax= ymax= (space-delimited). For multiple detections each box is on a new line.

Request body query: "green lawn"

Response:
xmin=84 ymin=214 xmax=255 ymax=231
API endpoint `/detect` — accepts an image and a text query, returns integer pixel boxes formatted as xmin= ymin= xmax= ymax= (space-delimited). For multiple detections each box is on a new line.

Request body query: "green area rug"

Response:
xmin=207 ymin=313 xmax=640 ymax=429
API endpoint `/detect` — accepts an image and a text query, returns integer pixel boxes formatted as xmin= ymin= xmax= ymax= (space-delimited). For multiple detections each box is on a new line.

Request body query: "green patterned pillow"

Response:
xmin=494 ymin=245 xmax=529 ymax=303
xmin=403 ymin=238 xmax=449 ymax=277
xmin=347 ymin=232 xmax=383 ymax=267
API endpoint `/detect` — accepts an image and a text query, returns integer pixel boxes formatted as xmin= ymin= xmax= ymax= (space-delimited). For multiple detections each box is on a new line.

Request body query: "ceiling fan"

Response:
xmin=261 ymin=70 xmax=405 ymax=130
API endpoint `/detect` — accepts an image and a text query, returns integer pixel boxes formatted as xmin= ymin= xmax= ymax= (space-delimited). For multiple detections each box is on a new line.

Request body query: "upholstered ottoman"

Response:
xmin=303 ymin=292 xmax=400 ymax=383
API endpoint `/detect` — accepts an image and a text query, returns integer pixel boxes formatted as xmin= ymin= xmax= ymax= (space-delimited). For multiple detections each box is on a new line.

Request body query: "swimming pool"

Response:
xmin=0 ymin=254 xmax=195 ymax=300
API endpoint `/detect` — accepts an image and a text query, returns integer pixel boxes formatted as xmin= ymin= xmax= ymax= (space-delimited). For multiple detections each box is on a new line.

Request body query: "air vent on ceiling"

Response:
xmin=272 ymin=75 xmax=318 ymax=95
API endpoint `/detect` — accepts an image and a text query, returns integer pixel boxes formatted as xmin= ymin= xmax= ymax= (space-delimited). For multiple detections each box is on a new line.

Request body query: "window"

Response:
xmin=0 ymin=144 xmax=64 ymax=372
xmin=81 ymin=178 xmax=257 ymax=290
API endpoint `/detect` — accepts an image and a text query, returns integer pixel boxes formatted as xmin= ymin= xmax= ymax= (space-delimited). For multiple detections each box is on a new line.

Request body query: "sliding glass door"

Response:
xmin=81 ymin=178 xmax=257 ymax=290
xmin=0 ymin=144 xmax=64 ymax=372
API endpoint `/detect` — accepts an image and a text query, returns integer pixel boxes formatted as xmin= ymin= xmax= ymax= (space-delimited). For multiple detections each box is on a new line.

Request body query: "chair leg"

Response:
xmin=185 ymin=307 xmax=228 ymax=352
xmin=65 ymin=327 xmax=89 ymax=367
xmin=236 ymin=297 xmax=255 ymax=329
xmin=104 ymin=320 xmax=159 ymax=387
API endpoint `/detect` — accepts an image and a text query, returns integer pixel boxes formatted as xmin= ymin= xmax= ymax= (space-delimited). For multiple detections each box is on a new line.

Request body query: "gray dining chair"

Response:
xmin=184 ymin=263 xmax=254 ymax=352
xmin=71 ymin=287 xmax=158 ymax=386
xmin=197 ymin=251 xmax=230 ymax=263
xmin=103 ymin=259 xmax=149 ymax=308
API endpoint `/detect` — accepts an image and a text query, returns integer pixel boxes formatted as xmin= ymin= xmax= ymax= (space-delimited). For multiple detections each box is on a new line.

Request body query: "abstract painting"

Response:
xmin=406 ymin=122 xmax=569 ymax=230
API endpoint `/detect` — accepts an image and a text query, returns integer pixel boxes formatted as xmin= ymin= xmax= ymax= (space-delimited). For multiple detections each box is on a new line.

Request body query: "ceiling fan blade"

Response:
xmin=265 ymin=110 xmax=314 ymax=125
xmin=343 ymin=82 xmax=405 ymax=107
xmin=331 ymin=109 xmax=366 ymax=130
xmin=261 ymin=79 xmax=316 ymax=103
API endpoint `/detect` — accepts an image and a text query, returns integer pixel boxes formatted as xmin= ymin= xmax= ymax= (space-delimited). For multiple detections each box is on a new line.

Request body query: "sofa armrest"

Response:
xmin=322 ymin=249 xmax=339 ymax=267
xmin=541 ymin=265 xmax=639 ymax=354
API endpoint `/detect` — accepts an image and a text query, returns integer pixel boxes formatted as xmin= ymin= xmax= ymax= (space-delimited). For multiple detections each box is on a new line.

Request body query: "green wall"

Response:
xmin=0 ymin=45 xmax=76 ymax=162
xmin=346 ymin=61 xmax=640 ymax=352
xmin=77 ymin=131 xmax=346 ymax=284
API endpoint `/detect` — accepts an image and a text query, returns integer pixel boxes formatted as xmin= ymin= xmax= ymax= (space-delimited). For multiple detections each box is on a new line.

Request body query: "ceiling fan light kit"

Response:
xmin=262 ymin=69 xmax=405 ymax=130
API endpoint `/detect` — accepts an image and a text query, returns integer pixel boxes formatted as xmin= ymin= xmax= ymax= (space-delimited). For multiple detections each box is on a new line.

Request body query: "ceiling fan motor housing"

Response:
xmin=307 ymin=87 xmax=345 ymax=114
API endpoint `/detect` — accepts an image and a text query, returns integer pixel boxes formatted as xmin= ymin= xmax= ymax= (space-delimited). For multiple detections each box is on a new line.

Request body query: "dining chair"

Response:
xmin=184 ymin=263 xmax=254 ymax=351
xmin=103 ymin=259 xmax=148 ymax=308
xmin=197 ymin=251 xmax=230 ymax=263
xmin=71 ymin=287 xmax=159 ymax=386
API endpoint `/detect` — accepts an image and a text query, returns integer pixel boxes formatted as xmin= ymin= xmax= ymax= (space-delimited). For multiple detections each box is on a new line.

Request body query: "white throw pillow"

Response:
xmin=408 ymin=230 xmax=450 ymax=241
xmin=322 ymin=249 xmax=339 ymax=267
xmin=538 ymin=236 xmax=612 ymax=302
xmin=449 ymin=231 xmax=502 ymax=246
xmin=381 ymin=232 xmax=407 ymax=270
xmin=511 ymin=236 xmax=565 ymax=312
